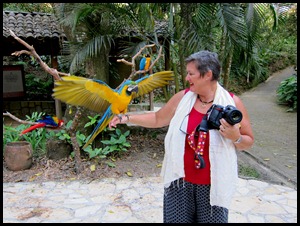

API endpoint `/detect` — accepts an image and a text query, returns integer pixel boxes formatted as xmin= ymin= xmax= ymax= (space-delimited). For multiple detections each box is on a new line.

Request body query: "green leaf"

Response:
xmin=65 ymin=120 xmax=73 ymax=129
xmin=116 ymin=128 xmax=122 ymax=136
xmin=58 ymin=135 xmax=66 ymax=140
xmin=110 ymin=137 xmax=118 ymax=144
xmin=101 ymin=140 xmax=111 ymax=145
xmin=123 ymin=142 xmax=131 ymax=147
xmin=106 ymin=161 xmax=116 ymax=168
xmin=123 ymin=130 xmax=130 ymax=137
xmin=119 ymin=135 xmax=126 ymax=143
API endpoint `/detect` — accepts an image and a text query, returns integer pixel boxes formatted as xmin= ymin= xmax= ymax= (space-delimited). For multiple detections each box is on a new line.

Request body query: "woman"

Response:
xmin=109 ymin=50 xmax=254 ymax=223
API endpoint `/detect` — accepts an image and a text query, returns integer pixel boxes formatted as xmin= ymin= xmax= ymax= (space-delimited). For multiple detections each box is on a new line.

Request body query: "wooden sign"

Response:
xmin=3 ymin=65 xmax=25 ymax=99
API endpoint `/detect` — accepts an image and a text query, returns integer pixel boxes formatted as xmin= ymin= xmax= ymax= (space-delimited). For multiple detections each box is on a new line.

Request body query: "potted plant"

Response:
xmin=3 ymin=123 xmax=33 ymax=171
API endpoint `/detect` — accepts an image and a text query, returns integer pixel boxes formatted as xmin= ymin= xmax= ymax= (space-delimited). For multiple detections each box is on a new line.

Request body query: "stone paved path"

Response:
xmin=238 ymin=66 xmax=297 ymax=188
xmin=3 ymin=177 xmax=297 ymax=223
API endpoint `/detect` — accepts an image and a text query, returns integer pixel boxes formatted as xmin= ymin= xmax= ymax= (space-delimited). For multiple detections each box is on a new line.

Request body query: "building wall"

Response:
xmin=3 ymin=101 xmax=150 ymax=119
xmin=3 ymin=101 xmax=58 ymax=118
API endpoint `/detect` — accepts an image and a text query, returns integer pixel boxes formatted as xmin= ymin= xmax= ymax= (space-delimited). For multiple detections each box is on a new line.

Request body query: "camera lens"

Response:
xmin=226 ymin=110 xmax=243 ymax=124
xmin=232 ymin=111 xmax=242 ymax=121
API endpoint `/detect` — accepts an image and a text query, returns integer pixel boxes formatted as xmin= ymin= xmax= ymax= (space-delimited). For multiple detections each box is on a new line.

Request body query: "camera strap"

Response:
xmin=187 ymin=115 xmax=208 ymax=169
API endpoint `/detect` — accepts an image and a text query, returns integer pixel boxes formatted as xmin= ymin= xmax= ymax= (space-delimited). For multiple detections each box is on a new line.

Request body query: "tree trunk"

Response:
xmin=178 ymin=40 xmax=186 ymax=89
xmin=222 ymin=47 xmax=234 ymax=89
xmin=85 ymin=46 xmax=110 ymax=83
xmin=69 ymin=108 xmax=84 ymax=173
xmin=219 ymin=29 xmax=226 ymax=72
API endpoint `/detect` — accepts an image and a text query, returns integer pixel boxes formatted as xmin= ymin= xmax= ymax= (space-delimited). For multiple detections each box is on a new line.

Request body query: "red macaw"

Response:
xmin=20 ymin=115 xmax=64 ymax=135
xmin=52 ymin=71 xmax=174 ymax=149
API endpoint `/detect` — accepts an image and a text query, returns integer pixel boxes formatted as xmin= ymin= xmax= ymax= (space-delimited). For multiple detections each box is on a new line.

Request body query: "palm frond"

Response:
xmin=70 ymin=35 xmax=113 ymax=73
xmin=216 ymin=3 xmax=247 ymax=49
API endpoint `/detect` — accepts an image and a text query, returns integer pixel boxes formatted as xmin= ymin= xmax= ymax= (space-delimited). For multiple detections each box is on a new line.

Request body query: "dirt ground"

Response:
xmin=3 ymin=66 xmax=297 ymax=188
xmin=3 ymin=126 xmax=168 ymax=183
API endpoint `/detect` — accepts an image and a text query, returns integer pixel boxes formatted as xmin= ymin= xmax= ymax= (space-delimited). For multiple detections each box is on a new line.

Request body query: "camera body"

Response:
xmin=206 ymin=104 xmax=243 ymax=130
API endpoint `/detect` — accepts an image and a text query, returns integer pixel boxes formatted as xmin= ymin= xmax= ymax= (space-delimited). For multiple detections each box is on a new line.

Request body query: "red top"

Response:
xmin=183 ymin=89 xmax=234 ymax=184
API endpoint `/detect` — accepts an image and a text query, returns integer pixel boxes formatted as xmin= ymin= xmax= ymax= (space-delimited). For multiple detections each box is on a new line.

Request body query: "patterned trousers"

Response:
xmin=163 ymin=178 xmax=228 ymax=223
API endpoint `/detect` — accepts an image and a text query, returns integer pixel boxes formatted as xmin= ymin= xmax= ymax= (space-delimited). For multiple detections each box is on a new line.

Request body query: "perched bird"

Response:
xmin=52 ymin=71 xmax=174 ymax=149
xmin=20 ymin=115 xmax=64 ymax=135
xmin=134 ymin=54 xmax=151 ymax=104
xmin=139 ymin=54 xmax=151 ymax=78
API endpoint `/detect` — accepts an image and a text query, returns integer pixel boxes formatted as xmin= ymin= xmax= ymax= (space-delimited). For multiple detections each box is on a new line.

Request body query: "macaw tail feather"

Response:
xmin=20 ymin=123 xmax=47 ymax=135
xmin=82 ymin=110 xmax=114 ymax=149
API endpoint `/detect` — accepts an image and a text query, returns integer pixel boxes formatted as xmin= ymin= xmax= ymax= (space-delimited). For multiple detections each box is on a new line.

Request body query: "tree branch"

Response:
xmin=116 ymin=44 xmax=163 ymax=88
xmin=8 ymin=29 xmax=83 ymax=171
xmin=9 ymin=29 xmax=70 ymax=80
xmin=3 ymin=112 xmax=37 ymax=125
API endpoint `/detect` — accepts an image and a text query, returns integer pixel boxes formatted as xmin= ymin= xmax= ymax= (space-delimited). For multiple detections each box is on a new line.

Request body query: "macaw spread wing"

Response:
xmin=53 ymin=71 xmax=173 ymax=113
xmin=52 ymin=76 xmax=119 ymax=113
xmin=135 ymin=71 xmax=174 ymax=97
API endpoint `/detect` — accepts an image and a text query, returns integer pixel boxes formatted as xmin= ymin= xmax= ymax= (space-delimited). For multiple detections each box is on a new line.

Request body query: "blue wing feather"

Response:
xmin=37 ymin=115 xmax=58 ymax=127
xmin=139 ymin=57 xmax=146 ymax=70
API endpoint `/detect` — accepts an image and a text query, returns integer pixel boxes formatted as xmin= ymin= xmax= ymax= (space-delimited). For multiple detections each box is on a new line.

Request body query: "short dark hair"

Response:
xmin=185 ymin=50 xmax=221 ymax=81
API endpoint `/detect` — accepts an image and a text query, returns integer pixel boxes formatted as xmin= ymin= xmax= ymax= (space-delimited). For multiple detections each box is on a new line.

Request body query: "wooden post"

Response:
xmin=51 ymin=55 xmax=62 ymax=119
xmin=149 ymin=92 xmax=154 ymax=111
xmin=149 ymin=68 xmax=154 ymax=111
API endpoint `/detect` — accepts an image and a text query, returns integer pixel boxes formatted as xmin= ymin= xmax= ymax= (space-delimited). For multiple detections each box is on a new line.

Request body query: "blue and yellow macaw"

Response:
xmin=52 ymin=71 xmax=174 ymax=149
xmin=139 ymin=54 xmax=151 ymax=78
xmin=20 ymin=115 xmax=64 ymax=135
xmin=134 ymin=54 xmax=152 ymax=104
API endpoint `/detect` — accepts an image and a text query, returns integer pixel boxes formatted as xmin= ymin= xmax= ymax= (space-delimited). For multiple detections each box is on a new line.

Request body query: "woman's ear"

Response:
xmin=205 ymin=70 xmax=213 ymax=81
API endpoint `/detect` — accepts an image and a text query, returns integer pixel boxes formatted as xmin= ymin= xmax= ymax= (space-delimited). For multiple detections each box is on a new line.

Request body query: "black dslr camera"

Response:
xmin=206 ymin=104 xmax=243 ymax=130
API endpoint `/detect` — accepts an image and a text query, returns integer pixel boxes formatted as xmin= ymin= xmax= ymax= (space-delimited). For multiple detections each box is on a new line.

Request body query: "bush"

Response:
xmin=276 ymin=73 xmax=297 ymax=112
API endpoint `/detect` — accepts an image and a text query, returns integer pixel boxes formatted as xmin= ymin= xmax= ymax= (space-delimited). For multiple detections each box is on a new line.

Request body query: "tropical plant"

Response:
xmin=180 ymin=3 xmax=280 ymax=89
xmin=259 ymin=3 xmax=297 ymax=73
xmin=25 ymin=111 xmax=45 ymax=122
xmin=51 ymin=120 xmax=89 ymax=148
xmin=84 ymin=114 xmax=101 ymax=128
xmin=3 ymin=121 xmax=48 ymax=158
xmin=51 ymin=3 xmax=295 ymax=103
xmin=52 ymin=3 xmax=129 ymax=82
xmin=22 ymin=128 xmax=48 ymax=158
xmin=3 ymin=3 xmax=54 ymax=13
xmin=52 ymin=120 xmax=72 ymax=143
xmin=100 ymin=128 xmax=131 ymax=158
xmin=3 ymin=124 xmax=27 ymax=150
xmin=277 ymin=73 xmax=297 ymax=112
xmin=51 ymin=115 xmax=131 ymax=159
xmin=24 ymin=73 xmax=53 ymax=99
xmin=81 ymin=145 xmax=105 ymax=160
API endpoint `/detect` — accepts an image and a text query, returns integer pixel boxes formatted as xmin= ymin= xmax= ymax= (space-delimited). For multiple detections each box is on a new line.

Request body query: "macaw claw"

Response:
xmin=117 ymin=114 xmax=123 ymax=122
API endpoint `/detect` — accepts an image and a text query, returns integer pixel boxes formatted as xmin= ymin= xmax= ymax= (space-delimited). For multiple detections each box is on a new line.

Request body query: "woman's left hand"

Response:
xmin=219 ymin=118 xmax=241 ymax=142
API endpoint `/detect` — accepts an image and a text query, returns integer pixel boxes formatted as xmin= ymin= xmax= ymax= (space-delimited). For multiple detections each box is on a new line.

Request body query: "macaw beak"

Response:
xmin=127 ymin=85 xmax=138 ymax=94
xmin=58 ymin=120 xmax=64 ymax=127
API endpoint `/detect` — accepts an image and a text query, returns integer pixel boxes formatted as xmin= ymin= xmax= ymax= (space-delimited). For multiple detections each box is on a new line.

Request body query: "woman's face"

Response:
xmin=185 ymin=61 xmax=208 ymax=93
